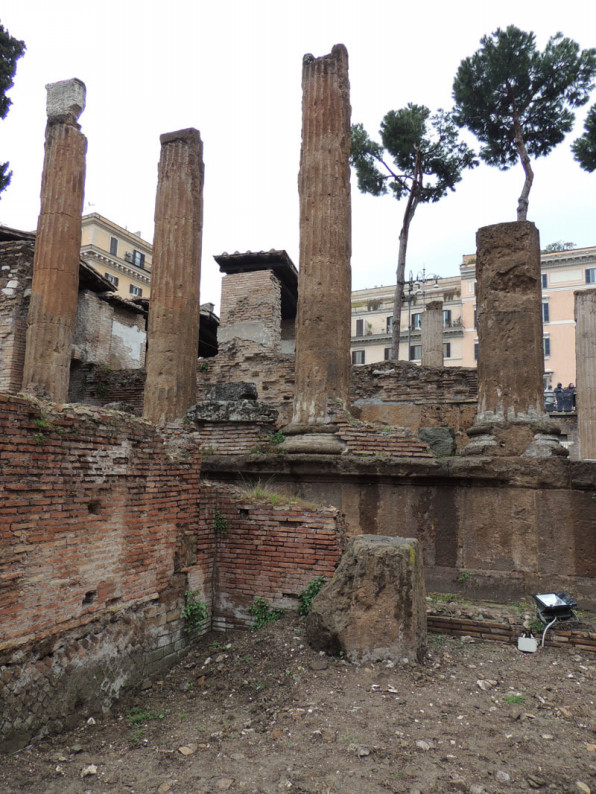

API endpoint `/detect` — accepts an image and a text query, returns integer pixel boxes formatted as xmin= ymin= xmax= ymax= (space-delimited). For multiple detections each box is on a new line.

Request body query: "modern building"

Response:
xmin=351 ymin=245 xmax=596 ymax=388
xmin=81 ymin=213 xmax=152 ymax=300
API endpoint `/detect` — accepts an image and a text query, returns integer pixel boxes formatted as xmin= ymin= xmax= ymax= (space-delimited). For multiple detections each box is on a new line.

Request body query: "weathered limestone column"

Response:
xmin=22 ymin=79 xmax=87 ymax=402
xmin=575 ymin=288 xmax=596 ymax=460
xmin=283 ymin=44 xmax=351 ymax=454
xmin=464 ymin=221 xmax=563 ymax=457
xmin=421 ymin=300 xmax=443 ymax=367
xmin=143 ymin=128 xmax=204 ymax=425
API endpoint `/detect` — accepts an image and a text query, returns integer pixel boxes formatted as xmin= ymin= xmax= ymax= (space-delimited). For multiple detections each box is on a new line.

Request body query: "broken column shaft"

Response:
xmin=22 ymin=79 xmax=87 ymax=403
xmin=575 ymin=288 xmax=596 ymax=460
xmin=465 ymin=221 xmax=562 ymax=456
xmin=143 ymin=128 xmax=204 ymax=425
xmin=285 ymin=45 xmax=351 ymax=451
xmin=421 ymin=300 xmax=444 ymax=367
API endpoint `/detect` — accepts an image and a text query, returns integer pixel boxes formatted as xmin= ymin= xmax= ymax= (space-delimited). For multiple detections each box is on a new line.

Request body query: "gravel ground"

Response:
xmin=1 ymin=607 xmax=595 ymax=794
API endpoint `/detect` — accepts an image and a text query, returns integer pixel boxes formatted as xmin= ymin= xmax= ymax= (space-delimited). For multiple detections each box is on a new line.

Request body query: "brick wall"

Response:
xmin=196 ymin=422 xmax=277 ymax=455
xmin=219 ymin=270 xmax=282 ymax=351
xmin=351 ymin=360 xmax=478 ymax=403
xmin=0 ymin=240 xmax=34 ymax=394
xmin=198 ymin=481 xmax=346 ymax=630
xmin=0 ymin=395 xmax=204 ymax=749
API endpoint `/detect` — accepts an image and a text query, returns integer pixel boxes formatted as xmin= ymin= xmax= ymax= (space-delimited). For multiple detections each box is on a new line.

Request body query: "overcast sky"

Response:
xmin=1 ymin=0 xmax=595 ymax=309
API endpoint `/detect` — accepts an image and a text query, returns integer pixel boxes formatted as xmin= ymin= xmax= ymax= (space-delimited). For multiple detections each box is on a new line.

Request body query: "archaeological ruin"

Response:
xmin=1 ymin=52 xmax=596 ymax=751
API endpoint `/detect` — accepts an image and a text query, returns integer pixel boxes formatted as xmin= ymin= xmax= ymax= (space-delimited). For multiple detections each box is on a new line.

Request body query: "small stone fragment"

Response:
xmin=86 ymin=717 xmax=96 ymax=725
xmin=575 ymin=783 xmax=591 ymax=794
xmin=415 ymin=740 xmax=431 ymax=751
xmin=495 ymin=770 xmax=510 ymax=783
xmin=476 ymin=679 xmax=498 ymax=691
xmin=80 ymin=765 xmax=97 ymax=778
xmin=178 ymin=745 xmax=195 ymax=756
xmin=217 ymin=779 xmax=234 ymax=791
xmin=158 ymin=784 xmax=172 ymax=794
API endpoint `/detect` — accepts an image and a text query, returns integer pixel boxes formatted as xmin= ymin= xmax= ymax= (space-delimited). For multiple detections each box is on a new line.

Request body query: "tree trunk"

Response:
xmin=391 ymin=153 xmax=421 ymax=360
xmin=513 ymin=110 xmax=533 ymax=221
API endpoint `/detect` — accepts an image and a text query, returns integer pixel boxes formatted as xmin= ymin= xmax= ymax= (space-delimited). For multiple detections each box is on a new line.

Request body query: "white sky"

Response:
xmin=1 ymin=0 xmax=595 ymax=309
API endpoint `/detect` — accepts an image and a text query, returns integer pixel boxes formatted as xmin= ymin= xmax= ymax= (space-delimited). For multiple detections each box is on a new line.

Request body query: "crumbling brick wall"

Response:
xmin=0 ymin=240 xmax=34 ymax=394
xmin=0 ymin=395 xmax=204 ymax=750
xmin=198 ymin=482 xmax=346 ymax=630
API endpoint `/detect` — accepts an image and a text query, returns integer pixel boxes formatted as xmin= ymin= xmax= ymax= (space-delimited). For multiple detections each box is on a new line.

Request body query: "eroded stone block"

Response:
xmin=306 ymin=535 xmax=426 ymax=663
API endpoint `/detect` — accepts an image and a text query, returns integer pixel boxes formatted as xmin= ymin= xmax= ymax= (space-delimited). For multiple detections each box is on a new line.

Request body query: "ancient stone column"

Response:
xmin=22 ymin=79 xmax=87 ymax=403
xmin=575 ymin=288 xmax=596 ymax=460
xmin=283 ymin=45 xmax=351 ymax=453
xmin=421 ymin=300 xmax=443 ymax=367
xmin=464 ymin=221 xmax=562 ymax=456
xmin=143 ymin=128 xmax=204 ymax=425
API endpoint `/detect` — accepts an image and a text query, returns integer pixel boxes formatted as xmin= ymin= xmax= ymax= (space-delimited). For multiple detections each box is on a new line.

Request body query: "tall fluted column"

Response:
xmin=143 ymin=128 xmax=204 ymax=425
xmin=421 ymin=300 xmax=443 ymax=367
xmin=463 ymin=221 xmax=563 ymax=457
xmin=22 ymin=79 xmax=87 ymax=402
xmin=575 ymin=288 xmax=596 ymax=460
xmin=284 ymin=45 xmax=351 ymax=453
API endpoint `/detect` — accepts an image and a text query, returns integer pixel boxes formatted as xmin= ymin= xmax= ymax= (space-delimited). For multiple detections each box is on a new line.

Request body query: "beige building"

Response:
xmin=81 ymin=213 xmax=152 ymax=300
xmin=351 ymin=274 xmax=464 ymax=366
xmin=351 ymin=245 xmax=596 ymax=388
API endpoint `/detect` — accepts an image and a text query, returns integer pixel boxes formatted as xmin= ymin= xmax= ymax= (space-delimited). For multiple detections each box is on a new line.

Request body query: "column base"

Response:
xmin=279 ymin=423 xmax=346 ymax=455
xmin=461 ymin=418 xmax=568 ymax=458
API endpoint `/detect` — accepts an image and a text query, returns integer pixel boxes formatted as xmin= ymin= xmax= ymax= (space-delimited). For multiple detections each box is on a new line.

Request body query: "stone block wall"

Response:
xmin=0 ymin=395 xmax=204 ymax=750
xmin=0 ymin=240 xmax=34 ymax=394
xmin=198 ymin=482 xmax=346 ymax=630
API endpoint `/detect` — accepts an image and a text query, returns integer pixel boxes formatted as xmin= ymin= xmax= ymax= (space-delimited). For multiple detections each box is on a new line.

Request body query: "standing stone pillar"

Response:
xmin=464 ymin=221 xmax=563 ymax=457
xmin=143 ymin=128 xmax=204 ymax=425
xmin=575 ymin=288 xmax=596 ymax=460
xmin=421 ymin=300 xmax=443 ymax=367
xmin=22 ymin=79 xmax=87 ymax=403
xmin=283 ymin=45 xmax=351 ymax=454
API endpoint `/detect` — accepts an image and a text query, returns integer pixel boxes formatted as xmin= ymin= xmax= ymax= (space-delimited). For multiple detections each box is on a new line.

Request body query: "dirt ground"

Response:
xmin=1 ymin=604 xmax=595 ymax=794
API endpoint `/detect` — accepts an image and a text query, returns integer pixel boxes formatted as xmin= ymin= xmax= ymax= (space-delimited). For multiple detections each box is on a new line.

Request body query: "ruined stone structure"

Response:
xmin=421 ymin=300 xmax=444 ymax=367
xmin=143 ymin=128 xmax=204 ymax=425
xmin=465 ymin=221 xmax=562 ymax=457
xmin=0 ymin=395 xmax=345 ymax=749
xmin=22 ymin=79 xmax=87 ymax=403
xmin=306 ymin=535 xmax=426 ymax=663
xmin=285 ymin=45 xmax=351 ymax=451
xmin=575 ymin=288 xmax=596 ymax=460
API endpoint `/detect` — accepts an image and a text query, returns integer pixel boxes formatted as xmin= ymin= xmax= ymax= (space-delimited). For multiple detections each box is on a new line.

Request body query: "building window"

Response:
xmin=543 ymin=337 xmax=551 ymax=357
xmin=409 ymin=344 xmax=421 ymax=361
xmin=104 ymin=272 xmax=119 ymax=287
xmin=586 ymin=268 xmax=596 ymax=284
xmin=110 ymin=236 xmax=118 ymax=256
xmin=443 ymin=342 xmax=451 ymax=358
xmin=352 ymin=350 xmax=365 ymax=365
xmin=132 ymin=250 xmax=145 ymax=268
xmin=411 ymin=313 xmax=422 ymax=330
xmin=541 ymin=273 xmax=548 ymax=288
xmin=474 ymin=341 xmax=479 ymax=361
xmin=384 ymin=347 xmax=392 ymax=360
xmin=443 ymin=309 xmax=452 ymax=328
xmin=542 ymin=301 xmax=550 ymax=323
xmin=355 ymin=318 xmax=364 ymax=336
xmin=129 ymin=285 xmax=143 ymax=297
xmin=473 ymin=307 xmax=477 ymax=329
xmin=386 ymin=316 xmax=393 ymax=333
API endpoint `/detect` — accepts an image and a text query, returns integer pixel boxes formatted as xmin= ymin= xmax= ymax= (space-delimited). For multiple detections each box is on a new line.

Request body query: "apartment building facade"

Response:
xmin=81 ymin=213 xmax=152 ymax=300
xmin=351 ymin=245 xmax=596 ymax=388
